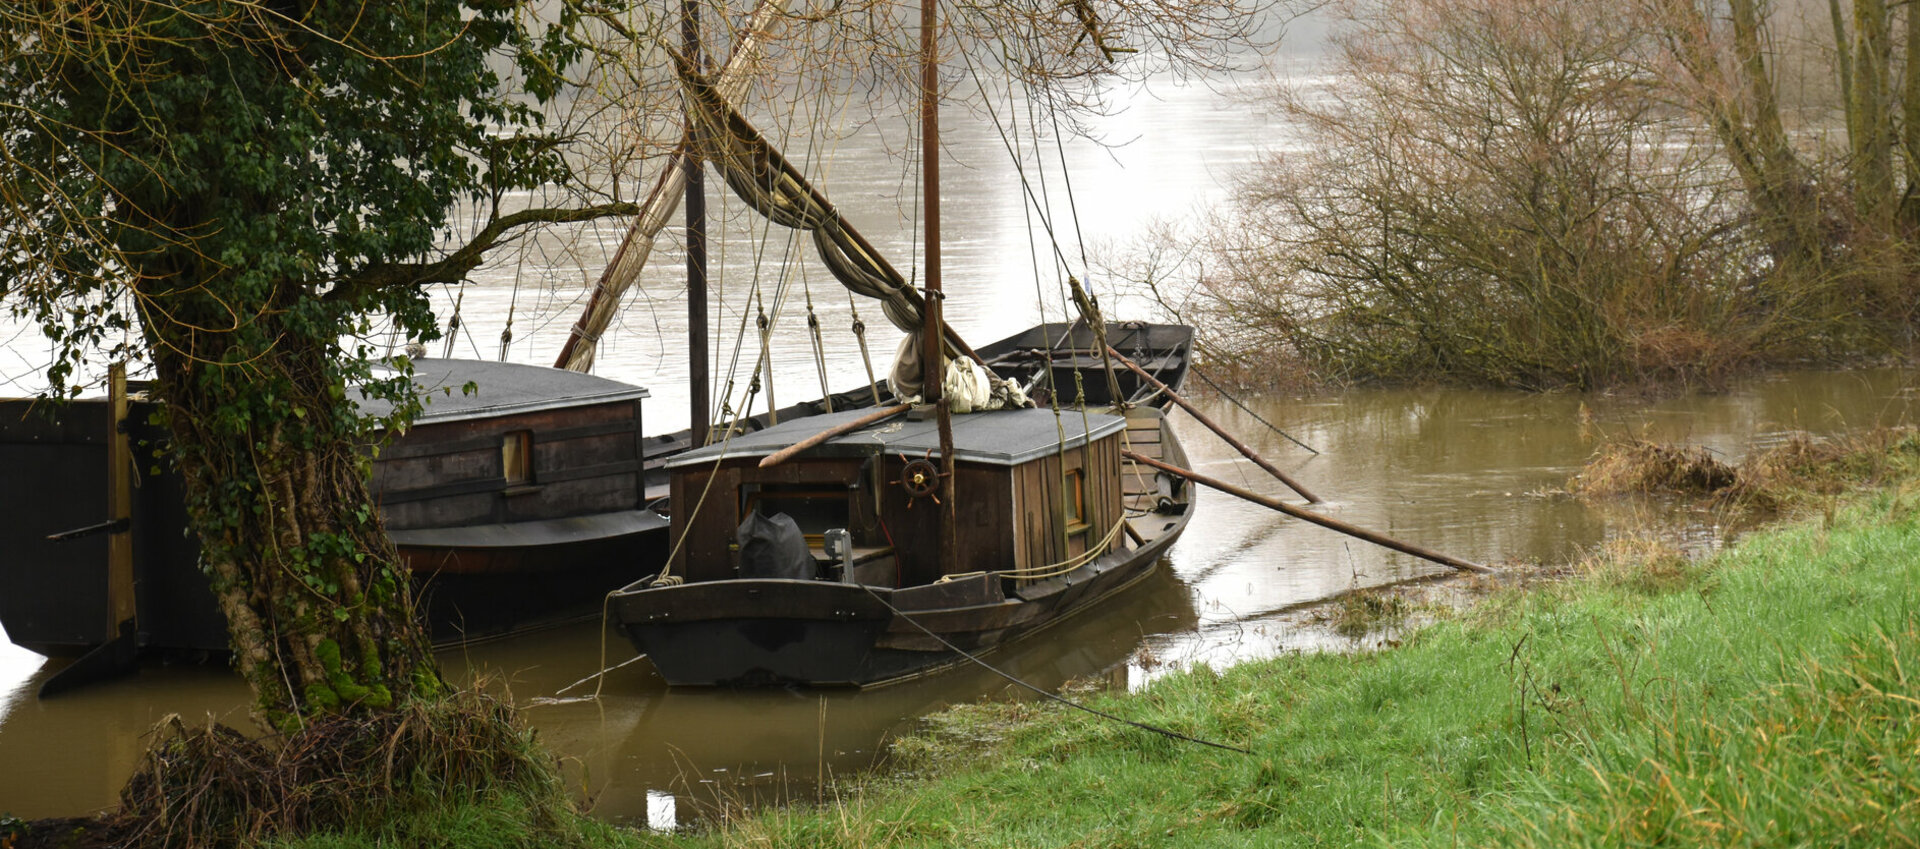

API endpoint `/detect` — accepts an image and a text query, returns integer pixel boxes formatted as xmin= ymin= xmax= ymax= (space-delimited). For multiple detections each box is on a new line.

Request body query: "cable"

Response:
xmin=1191 ymin=366 xmax=1320 ymax=455
xmin=854 ymin=580 xmax=1251 ymax=755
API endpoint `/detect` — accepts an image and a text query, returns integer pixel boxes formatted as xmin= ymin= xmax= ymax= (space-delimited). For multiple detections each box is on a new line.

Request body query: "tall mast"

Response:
xmin=684 ymin=0 xmax=710 ymax=448
xmin=918 ymin=0 xmax=942 ymax=408
xmin=921 ymin=0 xmax=960 ymax=574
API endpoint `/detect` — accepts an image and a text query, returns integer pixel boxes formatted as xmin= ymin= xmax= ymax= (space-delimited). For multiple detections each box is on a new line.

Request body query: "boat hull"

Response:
xmin=612 ymin=516 xmax=1186 ymax=687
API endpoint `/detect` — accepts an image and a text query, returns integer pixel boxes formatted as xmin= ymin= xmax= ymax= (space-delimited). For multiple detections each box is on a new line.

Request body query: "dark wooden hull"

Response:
xmin=1 ymin=501 xmax=668 ymax=658
xmin=0 ymin=359 xmax=668 ymax=662
xmin=612 ymin=511 xmax=1188 ymax=687
xmin=401 ymin=511 xmax=669 ymax=643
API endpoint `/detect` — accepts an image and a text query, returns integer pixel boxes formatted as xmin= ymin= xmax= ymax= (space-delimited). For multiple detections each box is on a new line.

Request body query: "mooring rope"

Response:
xmin=854 ymin=579 xmax=1252 ymax=755
xmin=1191 ymin=367 xmax=1320 ymax=455
xmin=936 ymin=516 xmax=1127 ymax=585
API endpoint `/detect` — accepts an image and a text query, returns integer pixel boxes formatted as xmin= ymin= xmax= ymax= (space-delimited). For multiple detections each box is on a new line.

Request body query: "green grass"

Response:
xmin=272 ymin=477 xmax=1920 ymax=848
xmin=266 ymin=791 xmax=654 ymax=849
xmin=661 ymin=484 xmax=1920 ymax=848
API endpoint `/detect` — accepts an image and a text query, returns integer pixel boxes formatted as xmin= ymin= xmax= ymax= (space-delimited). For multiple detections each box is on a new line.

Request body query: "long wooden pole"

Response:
xmin=1123 ymin=450 xmax=1493 ymax=574
xmin=106 ymin=362 xmax=136 ymax=630
xmin=758 ymin=405 xmax=911 ymax=468
xmin=1106 ymin=346 xmax=1322 ymax=504
xmin=684 ymin=0 xmax=710 ymax=448
xmin=922 ymin=0 xmax=960 ymax=575
xmin=920 ymin=0 xmax=942 ymax=406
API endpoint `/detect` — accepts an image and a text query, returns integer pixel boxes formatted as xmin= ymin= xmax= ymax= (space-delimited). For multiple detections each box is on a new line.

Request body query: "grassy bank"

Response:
xmin=663 ymin=487 xmax=1919 ymax=846
xmin=104 ymin=461 xmax=1916 ymax=847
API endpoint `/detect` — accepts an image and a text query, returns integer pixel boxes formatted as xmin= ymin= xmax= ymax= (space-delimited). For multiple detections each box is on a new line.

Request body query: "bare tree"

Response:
xmin=1185 ymin=0 xmax=1786 ymax=389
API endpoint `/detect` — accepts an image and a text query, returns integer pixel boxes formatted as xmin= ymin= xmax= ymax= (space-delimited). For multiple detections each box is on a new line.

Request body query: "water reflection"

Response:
xmin=457 ymin=566 xmax=1198 ymax=827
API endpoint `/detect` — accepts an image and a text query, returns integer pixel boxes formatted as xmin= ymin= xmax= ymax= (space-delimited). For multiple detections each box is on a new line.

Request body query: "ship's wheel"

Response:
xmin=892 ymin=450 xmax=949 ymax=508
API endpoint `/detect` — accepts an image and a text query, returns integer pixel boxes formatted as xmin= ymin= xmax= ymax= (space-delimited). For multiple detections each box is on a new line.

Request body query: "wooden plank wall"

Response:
xmin=374 ymin=401 xmax=642 ymax=530
xmin=672 ymin=458 xmax=879 ymax=583
xmin=1009 ymin=432 xmax=1122 ymax=580
xmin=1119 ymin=411 xmax=1166 ymax=513
xmin=666 ymin=432 xmax=1130 ymax=589
xmin=670 ymin=454 xmax=1021 ymax=588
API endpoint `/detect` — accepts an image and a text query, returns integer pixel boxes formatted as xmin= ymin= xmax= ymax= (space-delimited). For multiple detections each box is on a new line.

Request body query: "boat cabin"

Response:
xmin=660 ymin=407 xmax=1128 ymax=590
xmin=0 ymin=359 xmax=658 ymax=665
xmin=369 ymin=359 xmax=655 ymax=561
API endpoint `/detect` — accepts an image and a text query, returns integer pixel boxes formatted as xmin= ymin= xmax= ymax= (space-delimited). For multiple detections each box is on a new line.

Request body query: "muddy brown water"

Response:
xmin=4 ymin=369 xmax=1917 ymax=828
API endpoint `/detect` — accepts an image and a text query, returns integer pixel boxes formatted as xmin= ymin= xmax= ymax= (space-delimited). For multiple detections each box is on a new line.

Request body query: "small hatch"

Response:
xmin=502 ymin=430 xmax=534 ymax=484
xmin=1064 ymin=468 xmax=1087 ymax=531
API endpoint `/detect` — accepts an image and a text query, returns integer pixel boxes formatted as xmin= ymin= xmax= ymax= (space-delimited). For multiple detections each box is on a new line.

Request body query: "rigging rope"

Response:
xmin=854 ymin=579 xmax=1251 ymax=755
xmin=441 ymin=290 xmax=464 ymax=359
xmin=498 ymin=304 xmax=515 ymax=362
xmin=679 ymin=62 xmax=930 ymax=338
xmin=850 ymin=294 xmax=881 ymax=405
xmin=1191 ymin=366 xmax=1320 ymax=455
xmin=755 ymin=297 xmax=776 ymax=423
xmin=806 ymin=297 xmax=833 ymax=412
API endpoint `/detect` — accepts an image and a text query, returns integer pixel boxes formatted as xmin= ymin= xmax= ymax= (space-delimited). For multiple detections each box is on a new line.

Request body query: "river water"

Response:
xmin=5 ymin=66 xmax=1920 ymax=827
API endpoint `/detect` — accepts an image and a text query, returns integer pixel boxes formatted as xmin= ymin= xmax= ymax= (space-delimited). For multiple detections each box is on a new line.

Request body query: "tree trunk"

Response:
xmin=140 ymin=287 xmax=441 ymax=731
xmin=1849 ymin=0 xmax=1895 ymax=226
xmin=1901 ymin=1 xmax=1920 ymax=226
xmin=1725 ymin=0 xmax=1831 ymax=269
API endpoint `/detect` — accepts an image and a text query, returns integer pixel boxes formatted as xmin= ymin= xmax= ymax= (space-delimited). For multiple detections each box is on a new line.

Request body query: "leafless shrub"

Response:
xmin=1187 ymin=0 xmax=1798 ymax=389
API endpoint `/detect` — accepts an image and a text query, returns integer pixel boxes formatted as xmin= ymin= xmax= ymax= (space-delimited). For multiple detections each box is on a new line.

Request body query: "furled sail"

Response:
xmin=555 ymin=0 xmax=787 ymax=373
xmin=679 ymin=65 xmax=928 ymax=336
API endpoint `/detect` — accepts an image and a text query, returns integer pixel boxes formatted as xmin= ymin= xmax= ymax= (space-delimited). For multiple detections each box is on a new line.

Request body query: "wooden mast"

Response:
xmin=919 ymin=0 xmax=943 ymax=405
xmin=922 ymin=0 xmax=959 ymax=573
xmin=684 ymin=0 xmax=711 ymax=448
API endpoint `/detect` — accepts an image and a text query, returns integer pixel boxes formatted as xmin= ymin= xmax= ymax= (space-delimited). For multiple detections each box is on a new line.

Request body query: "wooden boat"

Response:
xmin=575 ymin=0 xmax=1205 ymax=686
xmin=0 ymin=359 xmax=666 ymax=674
xmin=609 ymin=321 xmax=1195 ymax=686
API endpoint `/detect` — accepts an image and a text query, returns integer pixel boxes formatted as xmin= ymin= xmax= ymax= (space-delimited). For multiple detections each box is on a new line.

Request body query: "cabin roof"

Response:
xmin=667 ymin=407 xmax=1126 ymax=469
xmin=361 ymin=359 xmax=649 ymax=425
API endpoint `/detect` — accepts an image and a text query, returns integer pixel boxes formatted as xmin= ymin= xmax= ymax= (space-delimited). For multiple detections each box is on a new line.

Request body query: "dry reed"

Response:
xmin=116 ymin=690 xmax=565 ymax=849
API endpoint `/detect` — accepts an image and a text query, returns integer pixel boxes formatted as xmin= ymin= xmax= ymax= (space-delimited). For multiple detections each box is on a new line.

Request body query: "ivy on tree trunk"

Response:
xmin=149 ymin=324 xmax=440 ymax=731
xmin=0 ymin=0 xmax=626 ymax=726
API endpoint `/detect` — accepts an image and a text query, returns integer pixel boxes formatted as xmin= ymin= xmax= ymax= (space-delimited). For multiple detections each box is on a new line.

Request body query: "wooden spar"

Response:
xmin=757 ymin=404 xmax=910 ymax=468
xmin=1106 ymin=345 xmax=1323 ymax=504
xmin=41 ymin=363 xmax=143 ymax=696
xmin=919 ymin=0 xmax=943 ymax=410
xmin=106 ymin=362 xmax=135 ymax=629
xmin=922 ymin=0 xmax=959 ymax=574
xmin=1122 ymin=450 xmax=1494 ymax=574
xmin=684 ymin=0 xmax=710 ymax=447
xmin=555 ymin=0 xmax=787 ymax=373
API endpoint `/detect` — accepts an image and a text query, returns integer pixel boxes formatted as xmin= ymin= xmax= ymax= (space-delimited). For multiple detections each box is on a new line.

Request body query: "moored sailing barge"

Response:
xmin=610 ymin=323 xmax=1195 ymax=686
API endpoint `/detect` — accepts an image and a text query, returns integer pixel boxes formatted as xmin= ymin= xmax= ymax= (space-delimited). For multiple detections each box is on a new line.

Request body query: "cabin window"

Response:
xmin=1063 ymin=468 xmax=1087 ymax=530
xmin=743 ymin=484 xmax=850 ymax=543
xmin=502 ymin=430 xmax=534 ymax=484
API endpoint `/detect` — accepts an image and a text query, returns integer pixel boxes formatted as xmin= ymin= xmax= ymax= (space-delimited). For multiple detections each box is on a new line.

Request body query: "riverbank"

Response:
xmin=243 ymin=437 xmax=1917 ymax=847
xmin=10 ymin=429 xmax=1915 ymax=848
xmin=668 ymin=490 xmax=1915 ymax=847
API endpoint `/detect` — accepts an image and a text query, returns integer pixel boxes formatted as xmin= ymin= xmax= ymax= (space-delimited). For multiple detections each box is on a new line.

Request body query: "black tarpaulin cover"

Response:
xmin=735 ymin=511 xmax=815 ymax=580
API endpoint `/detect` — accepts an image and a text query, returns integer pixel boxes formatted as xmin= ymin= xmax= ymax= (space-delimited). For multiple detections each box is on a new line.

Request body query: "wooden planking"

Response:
xmin=374 ymin=399 xmax=643 ymax=529
xmin=1120 ymin=410 xmax=1169 ymax=513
